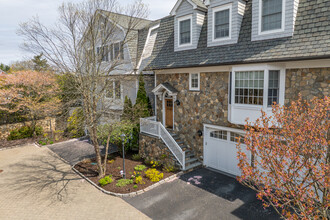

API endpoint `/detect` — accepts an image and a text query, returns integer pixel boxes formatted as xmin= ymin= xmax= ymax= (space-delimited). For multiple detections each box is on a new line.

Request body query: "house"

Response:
xmin=93 ymin=11 xmax=160 ymax=122
xmin=139 ymin=0 xmax=330 ymax=175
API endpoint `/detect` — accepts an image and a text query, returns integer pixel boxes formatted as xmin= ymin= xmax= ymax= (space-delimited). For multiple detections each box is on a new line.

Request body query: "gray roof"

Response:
xmin=191 ymin=0 xmax=207 ymax=10
xmin=100 ymin=10 xmax=152 ymax=30
xmin=162 ymin=82 xmax=179 ymax=94
xmin=146 ymin=0 xmax=330 ymax=70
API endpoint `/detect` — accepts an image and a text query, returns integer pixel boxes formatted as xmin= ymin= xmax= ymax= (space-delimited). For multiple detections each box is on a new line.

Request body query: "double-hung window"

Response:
xmin=189 ymin=73 xmax=200 ymax=91
xmin=178 ymin=16 xmax=192 ymax=46
xmin=234 ymin=70 xmax=280 ymax=106
xmin=213 ymin=4 xmax=231 ymax=40
xmin=106 ymin=81 xmax=121 ymax=100
xmin=97 ymin=45 xmax=109 ymax=62
xmin=109 ymin=42 xmax=124 ymax=61
xmin=261 ymin=0 xmax=283 ymax=32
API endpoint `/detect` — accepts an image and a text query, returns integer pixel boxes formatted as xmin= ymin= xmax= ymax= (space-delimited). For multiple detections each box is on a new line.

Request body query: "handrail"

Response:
xmin=140 ymin=117 xmax=186 ymax=170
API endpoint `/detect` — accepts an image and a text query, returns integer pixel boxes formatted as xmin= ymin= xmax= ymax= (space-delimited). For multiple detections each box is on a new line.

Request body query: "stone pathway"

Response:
xmin=0 ymin=145 xmax=149 ymax=220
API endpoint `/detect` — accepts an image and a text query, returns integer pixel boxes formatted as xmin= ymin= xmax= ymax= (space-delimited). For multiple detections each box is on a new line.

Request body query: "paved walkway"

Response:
xmin=124 ymin=168 xmax=280 ymax=220
xmin=0 ymin=145 xmax=149 ymax=220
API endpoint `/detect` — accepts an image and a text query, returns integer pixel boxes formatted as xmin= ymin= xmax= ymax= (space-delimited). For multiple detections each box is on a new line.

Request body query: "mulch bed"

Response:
xmin=0 ymin=170 xmax=3 ymax=173
xmin=74 ymin=153 xmax=178 ymax=194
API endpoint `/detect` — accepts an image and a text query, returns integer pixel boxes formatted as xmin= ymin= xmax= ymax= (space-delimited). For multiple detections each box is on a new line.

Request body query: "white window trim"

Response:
xmin=189 ymin=72 xmax=200 ymax=91
xmin=231 ymin=64 xmax=285 ymax=110
xmin=178 ymin=14 xmax=193 ymax=47
xmin=258 ymin=0 xmax=286 ymax=35
xmin=212 ymin=3 xmax=232 ymax=42
xmin=106 ymin=81 xmax=122 ymax=100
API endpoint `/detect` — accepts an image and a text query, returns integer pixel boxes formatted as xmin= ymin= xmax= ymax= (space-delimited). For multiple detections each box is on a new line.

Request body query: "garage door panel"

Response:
xmin=204 ymin=127 xmax=250 ymax=177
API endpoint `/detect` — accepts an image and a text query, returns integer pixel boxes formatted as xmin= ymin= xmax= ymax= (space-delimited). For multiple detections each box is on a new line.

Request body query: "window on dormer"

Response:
xmin=261 ymin=0 xmax=283 ymax=32
xmin=215 ymin=9 xmax=230 ymax=39
xmin=179 ymin=16 xmax=192 ymax=45
xmin=212 ymin=4 xmax=232 ymax=42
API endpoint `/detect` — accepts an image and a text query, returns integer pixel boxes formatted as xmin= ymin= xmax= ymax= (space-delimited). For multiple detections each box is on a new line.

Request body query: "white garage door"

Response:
xmin=204 ymin=125 xmax=251 ymax=176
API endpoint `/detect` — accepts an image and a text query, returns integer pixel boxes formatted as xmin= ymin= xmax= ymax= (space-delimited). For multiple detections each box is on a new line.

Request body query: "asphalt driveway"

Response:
xmin=48 ymin=139 xmax=280 ymax=220
xmin=124 ymin=168 xmax=280 ymax=220
xmin=47 ymin=139 xmax=117 ymax=165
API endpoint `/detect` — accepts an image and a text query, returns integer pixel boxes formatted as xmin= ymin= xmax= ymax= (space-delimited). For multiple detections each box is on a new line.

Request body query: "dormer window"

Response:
xmin=261 ymin=0 xmax=283 ymax=32
xmin=252 ymin=0 xmax=295 ymax=41
xmin=178 ymin=15 xmax=192 ymax=46
xmin=213 ymin=4 xmax=232 ymax=41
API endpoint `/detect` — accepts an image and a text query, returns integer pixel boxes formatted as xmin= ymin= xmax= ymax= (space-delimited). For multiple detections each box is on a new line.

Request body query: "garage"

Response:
xmin=203 ymin=125 xmax=251 ymax=176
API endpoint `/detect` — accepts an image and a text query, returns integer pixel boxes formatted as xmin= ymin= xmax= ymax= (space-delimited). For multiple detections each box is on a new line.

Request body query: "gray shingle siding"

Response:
xmin=251 ymin=0 xmax=300 ymax=41
xmin=207 ymin=0 xmax=246 ymax=47
xmin=174 ymin=0 xmax=206 ymax=52
xmin=147 ymin=0 xmax=330 ymax=70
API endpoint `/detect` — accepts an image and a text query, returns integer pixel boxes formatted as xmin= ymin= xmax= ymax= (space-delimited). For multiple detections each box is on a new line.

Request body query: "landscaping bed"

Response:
xmin=74 ymin=153 xmax=179 ymax=194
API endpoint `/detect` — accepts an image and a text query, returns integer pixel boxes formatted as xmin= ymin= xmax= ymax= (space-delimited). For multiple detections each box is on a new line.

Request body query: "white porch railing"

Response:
xmin=140 ymin=117 xmax=186 ymax=170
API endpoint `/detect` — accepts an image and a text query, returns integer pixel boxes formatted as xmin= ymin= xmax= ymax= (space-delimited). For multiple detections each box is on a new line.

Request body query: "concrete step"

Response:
xmin=185 ymin=157 xmax=198 ymax=165
xmin=185 ymin=151 xmax=195 ymax=158
xmin=185 ymin=161 xmax=202 ymax=171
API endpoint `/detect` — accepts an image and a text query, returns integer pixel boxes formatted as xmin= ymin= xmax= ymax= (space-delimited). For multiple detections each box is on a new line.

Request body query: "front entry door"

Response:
xmin=165 ymin=99 xmax=173 ymax=128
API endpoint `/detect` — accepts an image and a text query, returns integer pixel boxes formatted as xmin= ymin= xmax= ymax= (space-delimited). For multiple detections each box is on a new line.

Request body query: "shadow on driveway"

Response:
xmin=124 ymin=168 xmax=280 ymax=220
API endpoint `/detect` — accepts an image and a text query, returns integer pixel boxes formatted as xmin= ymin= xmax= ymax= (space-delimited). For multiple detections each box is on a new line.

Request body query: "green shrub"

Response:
xmin=116 ymin=179 xmax=133 ymax=187
xmin=7 ymin=125 xmax=43 ymax=140
xmin=134 ymin=165 xmax=146 ymax=171
xmin=99 ymin=175 xmax=113 ymax=187
xmin=163 ymin=164 xmax=177 ymax=173
xmin=133 ymin=185 xmax=138 ymax=189
xmin=35 ymin=126 xmax=43 ymax=136
xmin=67 ymin=108 xmax=84 ymax=138
xmin=132 ymin=154 xmax=141 ymax=161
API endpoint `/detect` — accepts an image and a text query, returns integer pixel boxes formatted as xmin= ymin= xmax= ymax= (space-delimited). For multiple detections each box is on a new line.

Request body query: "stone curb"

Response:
xmin=34 ymin=136 xmax=88 ymax=148
xmin=72 ymin=161 xmax=184 ymax=197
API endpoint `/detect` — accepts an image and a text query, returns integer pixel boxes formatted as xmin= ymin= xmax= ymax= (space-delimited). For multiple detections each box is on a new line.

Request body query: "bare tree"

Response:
xmin=18 ymin=0 xmax=149 ymax=177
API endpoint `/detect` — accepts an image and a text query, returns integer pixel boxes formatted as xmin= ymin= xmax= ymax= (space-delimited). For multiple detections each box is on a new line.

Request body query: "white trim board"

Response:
xmin=154 ymin=59 xmax=330 ymax=74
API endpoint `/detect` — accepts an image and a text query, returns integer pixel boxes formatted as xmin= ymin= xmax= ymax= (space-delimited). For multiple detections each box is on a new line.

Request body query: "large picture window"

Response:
xmin=261 ymin=0 xmax=283 ymax=32
xmin=235 ymin=71 xmax=264 ymax=105
xmin=179 ymin=17 xmax=192 ymax=45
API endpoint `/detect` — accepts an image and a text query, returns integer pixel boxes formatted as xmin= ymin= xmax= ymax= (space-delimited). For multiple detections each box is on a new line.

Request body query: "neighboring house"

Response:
xmin=0 ymin=69 xmax=5 ymax=76
xmin=139 ymin=0 xmax=330 ymax=174
xmin=95 ymin=12 xmax=160 ymax=123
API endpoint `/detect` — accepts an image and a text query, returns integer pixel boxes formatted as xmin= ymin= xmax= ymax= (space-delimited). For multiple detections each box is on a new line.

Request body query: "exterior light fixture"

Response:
xmin=175 ymin=100 xmax=181 ymax=106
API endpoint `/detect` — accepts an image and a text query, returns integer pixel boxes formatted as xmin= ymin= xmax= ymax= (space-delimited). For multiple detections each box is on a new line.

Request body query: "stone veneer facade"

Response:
xmin=154 ymin=68 xmax=330 ymax=159
xmin=139 ymin=133 xmax=178 ymax=167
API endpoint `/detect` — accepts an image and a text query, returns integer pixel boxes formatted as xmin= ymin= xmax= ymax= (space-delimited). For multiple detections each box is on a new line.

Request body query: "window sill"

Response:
xmin=189 ymin=89 xmax=200 ymax=92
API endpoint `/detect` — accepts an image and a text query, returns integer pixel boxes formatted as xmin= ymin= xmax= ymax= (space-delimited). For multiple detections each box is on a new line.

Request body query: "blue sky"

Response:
xmin=0 ymin=0 xmax=177 ymax=65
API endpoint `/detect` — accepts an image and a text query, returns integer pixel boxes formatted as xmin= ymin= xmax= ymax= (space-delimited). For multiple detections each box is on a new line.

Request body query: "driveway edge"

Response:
xmin=72 ymin=162 xmax=183 ymax=197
